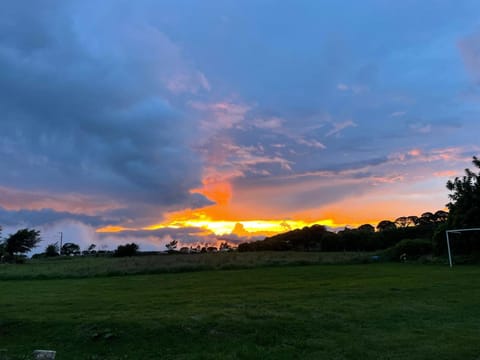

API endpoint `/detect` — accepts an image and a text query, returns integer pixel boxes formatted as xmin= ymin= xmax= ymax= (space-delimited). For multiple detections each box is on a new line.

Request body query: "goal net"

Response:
xmin=445 ymin=228 xmax=480 ymax=267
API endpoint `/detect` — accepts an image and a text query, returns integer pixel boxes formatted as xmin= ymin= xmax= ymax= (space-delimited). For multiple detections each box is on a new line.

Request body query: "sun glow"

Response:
xmin=96 ymin=225 xmax=129 ymax=233
xmin=143 ymin=210 xmax=338 ymax=237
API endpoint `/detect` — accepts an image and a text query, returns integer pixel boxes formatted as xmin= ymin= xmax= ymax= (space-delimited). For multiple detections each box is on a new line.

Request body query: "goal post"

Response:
xmin=445 ymin=228 xmax=480 ymax=268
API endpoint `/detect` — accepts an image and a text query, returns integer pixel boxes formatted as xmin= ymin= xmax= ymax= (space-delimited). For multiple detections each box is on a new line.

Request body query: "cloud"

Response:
xmin=325 ymin=120 xmax=358 ymax=137
xmin=0 ymin=1 xmax=213 ymax=226
xmin=0 ymin=207 xmax=110 ymax=228
xmin=2 ymin=0 xmax=480 ymax=242
xmin=191 ymin=101 xmax=251 ymax=132
xmin=336 ymin=83 xmax=369 ymax=94
xmin=458 ymin=31 xmax=480 ymax=82
xmin=408 ymin=122 xmax=432 ymax=134
xmin=252 ymin=117 xmax=284 ymax=130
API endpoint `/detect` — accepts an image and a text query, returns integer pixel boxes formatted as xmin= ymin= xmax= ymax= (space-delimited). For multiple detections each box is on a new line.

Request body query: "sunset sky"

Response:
xmin=1 ymin=1 xmax=480 ymax=250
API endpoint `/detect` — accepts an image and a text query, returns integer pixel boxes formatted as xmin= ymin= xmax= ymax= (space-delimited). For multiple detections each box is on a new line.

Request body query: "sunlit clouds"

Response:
xmin=1 ymin=1 xmax=480 ymax=249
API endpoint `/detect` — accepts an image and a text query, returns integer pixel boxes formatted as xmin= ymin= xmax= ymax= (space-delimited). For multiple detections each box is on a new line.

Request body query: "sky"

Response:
xmin=1 ymin=0 xmax=480 ymax=251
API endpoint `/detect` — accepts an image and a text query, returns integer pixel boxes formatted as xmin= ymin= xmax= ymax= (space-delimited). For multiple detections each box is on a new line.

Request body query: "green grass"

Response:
xmin=0 ymin=261 xmax=479 ymax=359
xmin=0 ymin=252 xmax=371 ymax=280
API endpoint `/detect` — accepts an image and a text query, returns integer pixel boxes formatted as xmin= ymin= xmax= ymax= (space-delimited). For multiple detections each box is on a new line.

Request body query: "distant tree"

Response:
xmin=219 ymin=242 xmax=232 ymax=251
xmin=407 ymin=215 xmax=420 ymax=227
xmin=419 ymin=212 xmax=435 ymax=225
xmin=45 ymin=243 xmax=60 ymax=257
xmin=4 ymin=228 xmax=41 ymax=256
xmin=434 ymin=210 xmax=448 ymax=223
xmin=357 ymin=224 xmax=375 ymax=233
xmin=61 ymin=242 xmax=80 ymax=256
xmin=376 ymin=220 xmax=396 ymax=232
xmin=114 ymin=243 xmax=139 ymax=257
xmin=82 ymin=243 xmax=97 ymax=256
xmin=394 ymin=217 xmax=408 ymax=228
xmin=165 ymin=240 xmax=178 ymax=253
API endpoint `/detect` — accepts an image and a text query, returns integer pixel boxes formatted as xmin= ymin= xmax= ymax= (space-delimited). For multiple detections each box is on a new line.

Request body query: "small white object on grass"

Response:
xmin=33 ymin=350 xmax=56 ymax=359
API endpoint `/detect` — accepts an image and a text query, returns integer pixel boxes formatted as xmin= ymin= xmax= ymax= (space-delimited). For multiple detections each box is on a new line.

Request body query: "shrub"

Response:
xmin=114 ymin=243 xmax=139 ymax=257
xmin=382 ymin=238 xmax=433 ymax=261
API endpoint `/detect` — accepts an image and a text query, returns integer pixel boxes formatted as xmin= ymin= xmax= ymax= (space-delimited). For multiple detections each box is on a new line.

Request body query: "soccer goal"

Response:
xmin=445 ymin=228 xmax=480 ymax=268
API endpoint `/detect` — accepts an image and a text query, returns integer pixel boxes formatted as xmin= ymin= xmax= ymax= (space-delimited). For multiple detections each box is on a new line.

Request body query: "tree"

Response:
xmin=45 ymin=243 xmax=60 ymax=257
xmin=219 ymin=242 xmax=232 ymax=252
xmin=376 ymin=220 xmax=396 ymax=232
xmin=4 ymin=228 xmax=41 ymax=256
xmin=446 ymin=156 xmax=480 ymax=228
xmin=61 ymin=242 xmax=80 ymax=256
xmin=358 ymin=224 xmax=375 ymax=233
xmin=419 ymin=212 xmax=435 ymax=225
xmin=407 ymin=215 xmax=420 ymax=227
xmin=114 ymin=243 xmax=139 ymax=257
xmin=394 ymin=217 xmax=408 ymax=228
xmin=434 ymin=210 xmax=448 ymax=223
xmin=165 ymin=240 xmax=178 ymax=253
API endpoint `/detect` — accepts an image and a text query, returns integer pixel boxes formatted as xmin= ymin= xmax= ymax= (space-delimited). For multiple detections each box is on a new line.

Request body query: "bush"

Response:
xmin=382 ymin=238 xmax=433 ymax=261
xmin=45 ymin=243 xmax=60 ymax=257
xmin=1 ymin=254 xmax=27 ymax=264
xmin=114 ymin=243 xmax=139 ymax=257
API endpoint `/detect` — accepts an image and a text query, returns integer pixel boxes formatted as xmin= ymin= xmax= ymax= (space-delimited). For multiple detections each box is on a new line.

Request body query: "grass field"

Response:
xmin=0 ymin=252 xmax=372 ymax=280
xmin=0 ymin=258 xmax=479 ymax=359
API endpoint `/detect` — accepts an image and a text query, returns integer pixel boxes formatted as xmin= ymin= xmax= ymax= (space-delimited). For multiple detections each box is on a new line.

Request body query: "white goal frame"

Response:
xmin=445 ymin=228 xmax=480 ymax=268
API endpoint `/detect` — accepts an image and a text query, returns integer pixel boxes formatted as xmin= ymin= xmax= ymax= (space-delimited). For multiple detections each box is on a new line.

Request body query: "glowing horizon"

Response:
xmin=1 ymin=2 xmax=479 ymax=250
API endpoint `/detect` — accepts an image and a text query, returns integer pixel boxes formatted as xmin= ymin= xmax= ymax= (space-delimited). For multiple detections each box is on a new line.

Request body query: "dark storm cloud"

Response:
xmin=0 ymin=1 xmax=212 ymax=222
xmin=2 ymin=0 xmax=480 ymax=233
xmin=0 ymin=207 xmax=109 ymax=228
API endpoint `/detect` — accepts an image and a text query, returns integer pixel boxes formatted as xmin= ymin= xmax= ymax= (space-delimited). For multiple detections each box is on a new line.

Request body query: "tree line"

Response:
xmin=239 ymin=156 xmax=480 ymax=258
xmin=0 ymin=226 xmax=140 ymax=263
xmin=237 ymin=210 xmax=447 ymax=253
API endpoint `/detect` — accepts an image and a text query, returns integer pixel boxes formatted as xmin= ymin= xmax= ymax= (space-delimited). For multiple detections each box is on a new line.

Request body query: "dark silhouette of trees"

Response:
xmin=419 ymin=212 xmax=435 ymax=225
xmin=238 ymin=208 xmax=448 ymax=254
xmin=446 ymin=156 xmax=480 ymax=228
xmin=407 ymin=216 xmax=420 ymax=227
xmin=376 ymin=220 xmax=396 ymax=232
xmin=61 ymin=242 xmax=81 ymax=256
xmin=219 ymin=242 xmax=232 ymax=251
xmin=434 ymin=210 xmax=448 ymax=223
xmin=432 ymin=157 xmax=480 ymax=255
xmin=45 ymin=243 xmax=60 ymax=257
xmin=82 ymin=243 xmax=97 ymax=255
xmin=114 ymin=243 xmax=139 ymax=257
xmin=3 ymin=228 xmax=41 ymax=256
xmin=394 ymin=217 xmax=408 ymax=228
xmin=358 ymin=224 xmax=375 ymax=233
xmin=165 ymin=240 xmax=178 ymax=252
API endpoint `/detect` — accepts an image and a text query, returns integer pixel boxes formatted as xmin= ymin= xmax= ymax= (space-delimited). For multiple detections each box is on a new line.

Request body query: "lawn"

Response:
xmin=0 ymin=252 xmax=371 ymax=280
xmin=0 ymin=261 xmax=479 ymax=359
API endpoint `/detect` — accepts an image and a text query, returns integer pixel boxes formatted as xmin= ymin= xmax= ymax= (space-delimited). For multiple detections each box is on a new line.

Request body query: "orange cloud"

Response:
xmin=191 ymin=180 xmax=232 ymax=205
xmin=96 ymin=225 xmax=129 ymax=233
